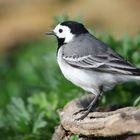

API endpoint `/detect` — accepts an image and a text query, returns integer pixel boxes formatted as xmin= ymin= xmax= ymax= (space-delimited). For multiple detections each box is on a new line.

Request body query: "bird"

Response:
xmin=46 ymin=21 xmax=140 ymax=120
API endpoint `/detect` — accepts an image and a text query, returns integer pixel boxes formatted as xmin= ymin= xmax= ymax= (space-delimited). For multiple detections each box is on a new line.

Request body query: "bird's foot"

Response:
xmin=75 ymin=110 xmax=90 ymax=120
xmin=73 ymin=108 xmax=91 ymax=120
xmin=73 ymin=108 xmax=88 ymax=116
xmin=73 ymin=94 xmax=100 ymax=120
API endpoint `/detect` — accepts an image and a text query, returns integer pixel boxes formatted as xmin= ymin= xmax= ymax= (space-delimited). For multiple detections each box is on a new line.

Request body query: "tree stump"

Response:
xmin=52 ymin=95 xmax=140 ymax=140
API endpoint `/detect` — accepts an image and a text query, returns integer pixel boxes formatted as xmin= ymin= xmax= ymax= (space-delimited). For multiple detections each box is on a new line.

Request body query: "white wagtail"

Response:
xmin=46 ymin=21 xmax=140 ymax=120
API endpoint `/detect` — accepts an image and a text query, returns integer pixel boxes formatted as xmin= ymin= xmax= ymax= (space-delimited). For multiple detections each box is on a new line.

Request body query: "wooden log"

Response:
xmin=52 ymin=95 xmax=140 ymax=140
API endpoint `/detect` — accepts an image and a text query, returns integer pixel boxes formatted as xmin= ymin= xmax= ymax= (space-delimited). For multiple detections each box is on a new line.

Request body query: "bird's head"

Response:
xmin=46 ymin=21 xmax=89 ymax=46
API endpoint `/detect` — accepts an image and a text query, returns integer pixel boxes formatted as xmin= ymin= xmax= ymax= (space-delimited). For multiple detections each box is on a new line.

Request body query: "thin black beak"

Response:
xmin=44 ymin=31 xmax=55 ymax=36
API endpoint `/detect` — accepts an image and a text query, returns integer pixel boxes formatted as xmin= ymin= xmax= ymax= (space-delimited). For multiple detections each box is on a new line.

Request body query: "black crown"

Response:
xmin=61 ymin=21 xmax=88 ymax=35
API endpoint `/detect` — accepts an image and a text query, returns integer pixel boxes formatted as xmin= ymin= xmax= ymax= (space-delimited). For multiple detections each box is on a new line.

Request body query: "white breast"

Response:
xmin=57 ymin=47 xmax=104 ymax=95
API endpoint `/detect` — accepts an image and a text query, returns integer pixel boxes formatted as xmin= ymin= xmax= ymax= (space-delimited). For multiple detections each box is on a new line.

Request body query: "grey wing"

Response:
xmin=63 ymin=54 xmax=140 ymax=75
xmin=63 ymin=35 xmax=140 ymax=75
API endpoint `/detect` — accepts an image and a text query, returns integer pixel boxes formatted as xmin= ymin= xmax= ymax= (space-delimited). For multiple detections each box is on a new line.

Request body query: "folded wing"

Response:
xmin=63 ymin=54 xmax=140 ymax=75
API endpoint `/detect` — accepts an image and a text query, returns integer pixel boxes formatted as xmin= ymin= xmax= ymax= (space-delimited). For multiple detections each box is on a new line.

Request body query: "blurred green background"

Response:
xmin=0 ymin=0 xmax=140 ymax=140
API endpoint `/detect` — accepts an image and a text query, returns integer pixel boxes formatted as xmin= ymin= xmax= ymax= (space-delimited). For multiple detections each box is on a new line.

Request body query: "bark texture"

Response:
xmin=52 ymin=95 xmax=140 ymax=140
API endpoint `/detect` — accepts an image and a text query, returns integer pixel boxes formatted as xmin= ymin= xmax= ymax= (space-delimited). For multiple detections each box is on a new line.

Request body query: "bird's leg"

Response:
xmin=74 ymin=94 xmax=101 ymax=120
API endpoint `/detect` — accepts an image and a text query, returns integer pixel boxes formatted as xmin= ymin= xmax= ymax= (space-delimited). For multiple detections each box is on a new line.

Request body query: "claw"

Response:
xmin=73 ymin=108 xmax=88 ymax=116
xmin=75 ymin=110 xmax=90 ymax=120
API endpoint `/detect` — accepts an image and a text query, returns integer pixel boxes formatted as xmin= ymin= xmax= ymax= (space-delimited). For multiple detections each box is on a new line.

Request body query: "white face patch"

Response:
xmin=53 ymin=24 xmax=74 ymax=43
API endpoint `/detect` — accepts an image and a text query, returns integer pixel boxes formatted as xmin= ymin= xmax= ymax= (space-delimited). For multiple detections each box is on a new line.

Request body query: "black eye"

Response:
xmin=59 ymin=29 xmax=63 ymax=33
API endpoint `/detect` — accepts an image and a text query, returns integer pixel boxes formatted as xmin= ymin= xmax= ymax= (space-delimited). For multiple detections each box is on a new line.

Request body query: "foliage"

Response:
xmin=0 ymin=20 xmax=140 ymax=139
xmin=70 ymin=135 xmax=79 ymax=140
xmin=0 ymin=96 xmax=47 ymax=140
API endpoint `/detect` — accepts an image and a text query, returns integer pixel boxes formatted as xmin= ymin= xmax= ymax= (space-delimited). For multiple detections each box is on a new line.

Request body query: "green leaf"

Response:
xmin=70 ymin=135 xmax=79 ymax=140
xmin=133 ymin=96 xmax=140 ymax=107
xmin=32 ymin=111 xmax=47 ymax=133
